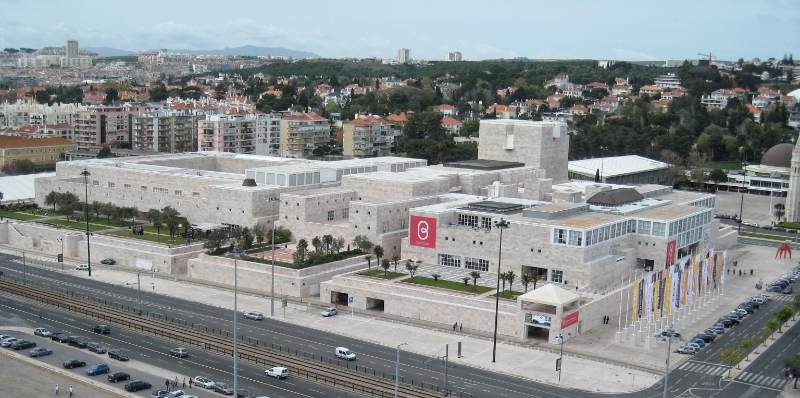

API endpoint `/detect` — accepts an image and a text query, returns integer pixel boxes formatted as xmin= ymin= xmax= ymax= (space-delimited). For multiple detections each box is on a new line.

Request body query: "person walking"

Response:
xmin=183 ymin=378 xmax=186 ymax=388
xmin=188 ymin=377 xmax=193 ymax=388
xmin=750 ymin=269 xmax=753 ymax=275
xmin=69 ymin=386 xmax=73 ymax=397
xmin=165 ymin=379 xmax=170 ymax=392
xmin=453 ymin=322 xmax=457 ymax=331
xmin=55 ymin=384 xmax=59 ymax=396
xmin=460 ymin=323 xmax=463 ymax=331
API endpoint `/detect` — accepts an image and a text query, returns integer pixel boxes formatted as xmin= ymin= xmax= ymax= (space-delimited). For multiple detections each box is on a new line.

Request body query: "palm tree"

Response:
xmin=293 ymin=239 xmax=309 ymax=266
xmin=311 ymin=236 xmax=323 ymax=252
xmin=499 ymin=271 xmax=508 ymax=291
xmin=533 ymin=273 xmax=546 ymax=290
xmin=521 ymin=273 xmax=533 ymax=292
xmin=506 ymin=270 xmax=516 ymax=293
xmin=322 ymin=234 xmax=334 ymax=254
xmin=470 ymin=271 xmax=481 ymax=292
xmin=381 ymin=258 xmax=390 ymax=277
xmin=373 ymin=245 xmax=384 ymax=269
xmin=365 ymin=255 xmax=373 ymax=273
xmin=391 ymin=254 xmax=400 ymax=273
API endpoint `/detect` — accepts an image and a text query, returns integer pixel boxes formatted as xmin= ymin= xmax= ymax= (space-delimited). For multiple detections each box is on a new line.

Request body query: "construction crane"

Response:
xmin=698 ymin=53 xmax=717 ymax=69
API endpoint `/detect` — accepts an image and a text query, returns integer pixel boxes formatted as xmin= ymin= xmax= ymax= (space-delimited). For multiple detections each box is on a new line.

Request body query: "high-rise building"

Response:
xmin=66 ymin=40 xmax=79 ymax=58
xmin=74 ymin=105 xmax=146 ymax=150
xmin=279 ymin=113 xmax=331 ymax=158
xmin=133 ymin=111 xmax=202 ymax=153
xmin=343 ymin=116 xmax=393 ymax=157
xmin=397 ymin=48 xmax=410 ymax=63
xmin=446 ymin=52 xmax=462 ymax=62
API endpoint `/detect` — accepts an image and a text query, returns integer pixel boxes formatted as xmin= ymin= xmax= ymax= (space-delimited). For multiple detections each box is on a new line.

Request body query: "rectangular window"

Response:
xmin=382 ymin=221 xmax=389 ymax=233
xmin=342 ymin=208 xmax=349 ymax=219
xmin=551 ymin=270 xmax=563 ymax=283
xmin=591 ymin=229 xmax=598 ymax=245
xmin=568 ymin=230 xmax=582 ymax=246
xmin=174 ymin=190 xmax=182 ymax=196
xmin=464 ymin=257 xmax=489 ymax=271
xmin=124 ymin=184 xmax=131 ymax=189
xmin=400 ymin=219 xmax=405 ymax=229
xmin=153 ymin=187 xmax=168 ymax=194
xmin=481 ymin=217 xmax=492 ymax=230
xmin=554 ymin=229 xmax=567 ymax=244
xmin=140 ymin=186 xmax=147 ymax=192
xmin=327 ymin=210 xmax=335 ymax=221
xmin=92 ymin=180 xmax=99 ymax=186
xmin=458 ymin=214 xmax=478 ymax=227
xmin=652 ymin=222 xmax=666 ymax=237
xmin=437 ymin=253 xmax=461 ymax=268
xmin=108 ymin=182 xmax=115 ymax=188
xmin=638 ymin=220 xmax=651 ymax=235
xmin=192 ymin=192 xmax=200 ymax=198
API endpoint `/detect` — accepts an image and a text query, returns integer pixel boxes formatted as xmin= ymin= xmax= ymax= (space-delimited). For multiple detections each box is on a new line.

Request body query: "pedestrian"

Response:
xmin=727 ymin=269 xmax=730 ymax=275
xmin=165 ymin=379 xmax=170 ymax=391
xmin=55 ymin=384 xmax=59 ymax=396
xmin=453 ymin=322 xmax=457 ymax=331
xmin=188 ymin=377 xmax=193 ymax=388
xmin=69 ymin=386 xmax=73 ymax=397
xmin=183 ymin=378 xmax=186 ymax=388
xmin=460 ymin=323 xmax=462 ymax=331
xmin=175 ymin=376 xmax=179 ymax=388
xmin=750 ymin=269 xmax=753 ymax=275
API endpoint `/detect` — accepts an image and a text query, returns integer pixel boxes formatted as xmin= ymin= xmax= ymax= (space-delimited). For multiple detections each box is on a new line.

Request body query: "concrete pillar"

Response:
xmin=623 ymin=327 xmax=629 ymax=341
xmin=630 ymin=331 xmax=637 ymax=347
xmin=645 ymin=335 xmax=653 ymax=350
xmin=615 ymin=331 xmax=622 ymax=344
xmin=637 ymin=328 xmax=644 ymax=343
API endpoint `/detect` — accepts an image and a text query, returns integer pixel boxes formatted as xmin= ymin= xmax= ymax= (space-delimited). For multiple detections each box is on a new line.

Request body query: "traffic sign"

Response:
xmin=348 ymin=296 xmax=354 ymax=303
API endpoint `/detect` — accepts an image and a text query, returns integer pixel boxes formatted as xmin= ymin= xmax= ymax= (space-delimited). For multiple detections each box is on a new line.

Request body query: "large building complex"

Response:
xmin=397 ymin=48 xmax=410 ymax=64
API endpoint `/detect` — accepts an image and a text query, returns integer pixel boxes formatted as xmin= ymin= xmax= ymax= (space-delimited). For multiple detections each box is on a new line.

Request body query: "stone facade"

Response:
xmin=477 ymin=120 xmax=569 ymax=183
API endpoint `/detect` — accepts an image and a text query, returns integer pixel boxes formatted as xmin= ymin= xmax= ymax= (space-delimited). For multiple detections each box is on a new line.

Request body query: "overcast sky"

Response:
xmin=2 ymin=0 xmax=798 ymax=61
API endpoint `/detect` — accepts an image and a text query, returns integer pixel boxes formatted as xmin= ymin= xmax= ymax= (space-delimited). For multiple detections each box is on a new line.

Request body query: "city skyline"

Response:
xmin=1 ymin=0 xmax=798 ymax=61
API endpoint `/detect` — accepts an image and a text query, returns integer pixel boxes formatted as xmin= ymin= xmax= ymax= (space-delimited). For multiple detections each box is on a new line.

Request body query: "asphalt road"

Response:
xmin=2 ymin=251 xmax=799 ymax=398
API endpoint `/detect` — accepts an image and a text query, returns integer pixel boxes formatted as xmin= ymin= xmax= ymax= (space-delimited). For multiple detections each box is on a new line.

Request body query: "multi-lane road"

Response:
xmin=1 ymin=251 xmax=798 ymax=397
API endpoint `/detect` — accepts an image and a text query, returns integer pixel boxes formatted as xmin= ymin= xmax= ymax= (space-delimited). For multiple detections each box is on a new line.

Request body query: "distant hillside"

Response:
xmin=84 ymin=45 xmax=318 ymax=59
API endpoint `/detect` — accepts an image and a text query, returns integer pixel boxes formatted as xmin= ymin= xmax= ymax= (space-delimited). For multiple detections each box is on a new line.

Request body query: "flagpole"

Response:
xmin=618 ymin=275 xmax=624 ymax=332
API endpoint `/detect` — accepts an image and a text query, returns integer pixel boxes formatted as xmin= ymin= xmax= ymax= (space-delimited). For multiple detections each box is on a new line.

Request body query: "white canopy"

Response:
xmin=518 ymin=284 xmax=579 ymax=306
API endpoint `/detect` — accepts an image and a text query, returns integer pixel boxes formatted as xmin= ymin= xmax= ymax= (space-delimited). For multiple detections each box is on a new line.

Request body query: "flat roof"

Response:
xmin=442 ymin=159 xmax=525 ymax=170
xmin=568 ymin=155 xmax=670 ymax=178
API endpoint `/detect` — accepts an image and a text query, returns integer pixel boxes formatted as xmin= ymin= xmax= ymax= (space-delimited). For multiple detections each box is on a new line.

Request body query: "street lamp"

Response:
xmin=556 ymin=333 xmax=564 ymax=382
xmin=394 ymin=342 xmax=408 ymax=398
xmin=56 ymin=237 xmax=64 ymax=270
xmin=126 ymin=273 xmax=142 ymax=315
xmin=267 ymin=196 xmax=280 ymax=316
xmin=492 ymin=218 xmax=510 ymax=363
xmin=80 ymin=168 xmax=92 ymax=276
xmin=738 ymin=170 xmax=746 ymax=233
xmin=663 ymin=324 xmax=675 ymax=398
xmin=225 ymin=242 xmax=242 ymax=394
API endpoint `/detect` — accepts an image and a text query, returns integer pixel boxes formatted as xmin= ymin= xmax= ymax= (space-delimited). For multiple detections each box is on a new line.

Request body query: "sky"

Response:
xmin=1 ymin=0 xmax=798 ymax=62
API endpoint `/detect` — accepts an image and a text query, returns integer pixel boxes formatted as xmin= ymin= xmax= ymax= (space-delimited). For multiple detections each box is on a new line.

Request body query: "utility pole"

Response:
xmin=444 ymin=344 xmax=449 ymax=396
xmin=22 ymin=251 xmax=26 ymax=284
xmin=663 ymin=325 xmax=674 ymax=398
xmin=268 ymin=196 xmax=280 ymax=316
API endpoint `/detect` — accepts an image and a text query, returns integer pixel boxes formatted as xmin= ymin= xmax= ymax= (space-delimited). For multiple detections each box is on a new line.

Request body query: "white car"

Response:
xmin=34 ymin=328 xmax=51 ymax=337
xmin=243 ymin=311 xmax=264 ymax=320
xmin=755 ymin=294 xmax=772 ymax=301
xmin=192 ymin=376 xmax=215 ymax=389
xmin=76 ymin=263 xmax=89 ymax=271
xmin=335 ymin=347 xmax=356 ymax=360
xmin=321 ymin=307 xmax=338 ymax=317
xmin=1 ymin=337 xmax=18 ymax=347
xmin=265 ymin=366 xmax=288 ymax=379
xmin=731 ymin=309 xmax=747 ymax=317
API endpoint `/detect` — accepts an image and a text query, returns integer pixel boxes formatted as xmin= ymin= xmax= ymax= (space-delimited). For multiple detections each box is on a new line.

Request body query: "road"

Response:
xmin=1 ymin=251 xmax=798 ymax=398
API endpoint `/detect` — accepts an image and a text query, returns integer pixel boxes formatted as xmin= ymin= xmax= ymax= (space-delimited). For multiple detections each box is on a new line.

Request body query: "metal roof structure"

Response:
xmin=586 ymin=188 xmax=644 ymax=206
xmin=0 ymin=173 xmax=55 ymax=203
xmin=568 ymin=155 xmax=670 ymax=179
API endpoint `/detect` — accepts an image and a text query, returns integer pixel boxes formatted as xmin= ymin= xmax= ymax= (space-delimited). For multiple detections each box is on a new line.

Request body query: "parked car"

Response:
xmin=76 ymin=263 xmax=89 ymax=270
xmin=767 ymin=285 xmax=784 ymax=292
xmin=12 ymin=340 xmax=36 ymax=350
xmin=708 ymin=326 xmax=725 ymax=335
xmin=731 ymin=309 xmax=748 ymax=317
xmin=169 ymin=347 xmax=188 ymax=357
xmin=236 ymin=389 xmax=256 ymax=398
xmin=108 ymin=371 xmax=131 ymax=382
xmin=34 ymin=328 xmax=51 ymax=337
xmin=684 ymin=342 xmax=701 ymax=350
xmin=165 ymin=391 xmax=185 ymax=398
xmin=51 ymin=333 xmax=69 ymax=343
xmin=212 ymin=383 xmax=234 ymax=395
xmin=775 ymin=227 xmax=787 ymax=232
xmin=108 ymin=349 xmax=129 ymax=361
xmin=675 ymin=346 xmax=696 ymax=355
xmin=763 ymin=226 xmax=774 ymax=230
xmin=784 ymin=286 xmax=794 ymax=294
xmin=100 ymin=258 xmax=116 ymax=265
xmin=92 ymin=325 xmax=111 ymax=334
xmin=695 ymin=334 xmax=715 ymax=343
xmin=150 ymin=390 xmax=169 ymax=398
xmin=63 ymin=359 xmax=87 ymax=369
xmin=689 ymin=338 xmax=706 ymax=348
xmin=265 ymin=366 xmax=288 ymax=379
xmin=739 ymin=303 xmax=756 ymax=312
xmin=755 ymin=293 xmax=772 ymax=301
xmin=67 ymin=336 xmax=88 ymax=348
xmin=716 ymin=318 xmax=734 ymax=327
xmin=125 ymin=380 xmax=152 ymax=392
xmin=87 ymin=342 xmax=107 ymax=354
xmin=335 ymin=347 xmax=356 ymax=360
xmin=243 ymin=311 xmax=264 ymax=320
xmin=29 ymin=347 xmax=52 ymax=357
xmin=321 ymin=307 xmax=338 ymax=317
xmin=86 ymin=363 xmax=110 ymax=376
xmin=192 ymin=376 xmax=215 ymax=389
xmin=1 ymin=337 xmax=18 ymax=347
xmin=789 ymin=229 xmax=798 ymax=233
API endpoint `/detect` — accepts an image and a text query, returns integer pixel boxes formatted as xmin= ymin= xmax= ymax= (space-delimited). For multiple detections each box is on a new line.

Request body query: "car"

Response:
xmin=722 ymin=315 xmax=740 ymax=324
xmin=732 ymin=309 xmax=748 ymax=317
xmin=684 ymin=342 xmax=701 ymax=350
xmin=63 ymin=359 xmax=87 ymax=369
xmin=87 ymin=342 xmax=107 ymax=354
xmin=165 ymin=391 xmax=185 ymax=398
xmin=767 ymin=285 xmax=784 ymax=292
xmin=695 ymin=334 xmax=715 ymax=343
xmin=92 ymin=325 xmax=110 ymax=334
xmin=753 ymin=223 xmax=761 ymax=228
xmin=739 ymin=303 xmax=756 ymax=312
xmin=265 ymin=366 xmax=288 ymax=379
xmin=12 ymin=340 xmax=36 ymax=350
xmin=108 ymin=349 xmax=129 ymax=361
xmin=67 ymin=336 xmax=88 ymax=348
xmin=775 ymin=227 xmax=787 ymax=232
xmin=703 ymin=329 xmax=720 ymax=338
xmin=125 ymin=380 xmax=152 ymax=392
xmin=236 ymin=389 xmax=256 ymax=398
xmin=212 ymin=383 xmax=234 ymax=395
xmin=784 ymin=286 xmax=794 ymax=294
xmin=789 ymin=229 xmax=798 ymax=233
xmin=1 ymin=337 xmax=18 ymax=347
xmin=749 ymin=296 xmax=765 ymax=305
xmin=34 ymin=328 xmax=51 ymax=337
xmin=708 ymin=326 xmax=725 ymax=335
xmin=169 ymin=347 xmax=188 ymax=357
xmin=0 ymin=334 xmax=11 ymax=341
xmin=321 ymin=307 xmax=338 ymax=317
xmin=716 ymin=318 xmax=734 ymax=327
xmin=51 ymin=333 xmax=69 ymax=343
xmin=86 ymin=363 xmax=110 ymax=376
xmin=763 ymin=226 xmax=774 ymax=230
xmin=29 ymin=347 xmax=52 ymax=357
xmin=100 ymin=258 xmax=116 ymax=265
xmin=243 ymin=311 xmax=263 ymax=320
xmin=335 ymin=347 xmax=356 ymax=360
xmin=689 ymin=338 xmax=706 ymax=347
xmin=150 ymin=390 xmax=169 ymax=398
xmin=76 ymin=263 xmax=89 ymax=270
xmin=192 ymin=376 xmax=215 ymax=389
xmin=742 ymin=221 xmax=753 ymax=227
xmin=108 ymin=371 xmax=131 ymax=382
xmin=675 ymin=346 xmax=696 ymax=355
xmin=755 ymin=294 xmax=772 ymax=301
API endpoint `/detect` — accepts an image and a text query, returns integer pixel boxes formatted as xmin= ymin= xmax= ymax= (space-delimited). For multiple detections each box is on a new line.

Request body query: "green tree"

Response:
xmin=709 ymin=169 xmax=727 ymax=184
xmin=521 ymin=273 xmax=533 ymax=292
xmin=792 ymin=293 xmax=800 ymax=321
xmin=499 ymin=271 xmax=508 ymax=291
xmin=311 ymin=236 xmax=323 ymax=252
xmin=149 ymin=81 xmax=168 ymax=102
xmin=13 ymin=159 xmax=35 ymax=175
xmin=44 ymin=191 xmax=58 ymax=210
xmin=470 ymin=271 xmax=481 ymax=292
xmin=102 ymin=88 xmax=119 ymax=105
xmin=719 ymin=346 xmax=745 ymax=377
xmin=738 ymin=339 xmax=758 ymax=362
xmin=252 ymin=223 xmax=265 ymax=248
xmin=160 ymin=206 xmax=180 ymax=239
xmin=56 ymin=202 xmax=78 ymax=222
xmin=373 ymin=245 xmax=384 ymax=270
xmin=405 ymin=260 xmax=419 ymax=280
xmin=213 ymin=82 xmax=227 ymax=100
xmin=293 ymin=239 xmax=308 ymax=265
xmin=506 ymin=270 xmax=516 ymax=292
xmin=381 ymin=258 xmax=391 ymax=277
xmin=146 ymin=209 xmax=162 ymax=241
xmin=391 ymin=254 xmax=400 ymax=273
xmin=765 ymin=319 xmax=781 ymax=339
xmin=776 ymin=203 xmax=786 ymax=223
xmin=532 ymin=273 xmax=546 ymax=290
xmin=322 ymin=234 xmax=334 ymax=254
xmin=203 ymin=229 xmax=227 ymax=253
xmin=96 ymin=146 xmax=113 ymax=159
xmin=364 ymin=255 xmax=373 ymax=273
xmin=774 ymin=306 xmax=794 ymax=332
xmin=784 ymin=354 xmax=800 ymax=389
xmin=34 ymin=89 xmax=50 ymax=104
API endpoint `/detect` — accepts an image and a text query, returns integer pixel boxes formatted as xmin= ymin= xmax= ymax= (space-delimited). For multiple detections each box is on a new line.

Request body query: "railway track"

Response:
xmin=0 ymin=277 xmax=449 ymax=398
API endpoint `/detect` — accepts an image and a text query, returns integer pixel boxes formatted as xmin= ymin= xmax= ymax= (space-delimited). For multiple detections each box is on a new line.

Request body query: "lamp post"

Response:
xmin=80 ymin=169 xmax=92 ymax=276
xmin=556 ymin=333 xmax=564 ymax=382
xmin=492 ymin=218 xmax=510 ymax=363
xmin=663 ymin=324 xmax=675 ymax=398
xmin=599 ymin=145 xmax=609 ymax=183
xmin=56 ymin=238 xmax=64 ymax=270
xmin=267 ymin=196 xmax=280 ymax=316
xmin=738 ymin=170 xmax=746 ymax=233
xmin=225 ymin=243 xmax=242 ymax=394
xmin=126 ymin=273 xmax=142 ymax=315
xmin=394 ymin=342 xmax=408 ymax=398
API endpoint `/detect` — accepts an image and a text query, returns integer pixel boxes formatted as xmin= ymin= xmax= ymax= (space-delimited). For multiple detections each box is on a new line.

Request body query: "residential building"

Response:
xmin=0 ymin=136 xmax=76 ymax=168
xmin=441 ymin=116 xmax=463 ymax=136
xmin=133 ymin=111 xmax=202 ymax=153
xmin=397 ymin=48 xmax=410 ymax=64
xmin=486 ymin=103 xmax=517 ymax=119
xmin=562 ymin=87 xmax=583 ymax=98
xmin=654 ymin=74 xmax=682 ymax=88
xmin=0 ymin=100 xmax=88 ymax=128
xmin=73 ymin=105 xmax=146 ymax=150
xmin=343 ymin=116 xmax=393 ymax=157
xmin=435 ymin=104 xmax=458 ymax=116
xmin=446 ymin=52 xmax=462 ymax=62
xmin=279 ymin=113 xmax=331 ymax=158
xmin=638 ymin=85 xmax=663 ymax=96
xmin=198 ymin=114 xmax=271 ymax=154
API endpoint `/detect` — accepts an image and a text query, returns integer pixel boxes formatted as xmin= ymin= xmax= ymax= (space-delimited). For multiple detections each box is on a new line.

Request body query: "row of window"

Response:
xmin=326 ymin=209 xmax=350 ymax=221
xmin=555 ymin=218 xmax=673 ymax=247
xmin=436 ymin=254 xmax=491 ymax=272
xmin=457 ymin=214 xmax=493 ymax=229
xmin=687 ymin=197 xmax=716 ymax=209
xmin=91 ymin=181 xmax=201 ymax=198
xmin=668 ymin=210 xmax=712 ymax=237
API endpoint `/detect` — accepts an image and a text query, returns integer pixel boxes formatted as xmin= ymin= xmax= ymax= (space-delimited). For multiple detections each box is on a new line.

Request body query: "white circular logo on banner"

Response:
xmin=417 ymin=220 xmax=429 ymax=241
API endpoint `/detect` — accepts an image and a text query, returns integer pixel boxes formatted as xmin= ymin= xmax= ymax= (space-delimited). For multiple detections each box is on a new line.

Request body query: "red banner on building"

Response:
xmin=410 ymin=216 xmax=437 ymax=248
xmin=561 ymin=312 xmax=579 ymax=329
xmin=666 ymin=240 xmax=677 ymax=265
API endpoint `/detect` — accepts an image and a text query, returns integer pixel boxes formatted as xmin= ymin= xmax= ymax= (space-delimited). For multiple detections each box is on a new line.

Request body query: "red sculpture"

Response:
xmin=776 ymin=243 xmax=792 ymax=259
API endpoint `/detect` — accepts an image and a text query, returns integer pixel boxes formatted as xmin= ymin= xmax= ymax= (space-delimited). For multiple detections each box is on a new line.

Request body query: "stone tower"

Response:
xmin=786 ymin=141 xmax=800 ymax=222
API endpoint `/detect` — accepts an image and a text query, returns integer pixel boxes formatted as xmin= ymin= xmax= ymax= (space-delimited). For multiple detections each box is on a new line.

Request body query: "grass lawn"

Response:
xmin=400 ymin=276 xmax=494 ymax=294
xmin=0 ymin=210 xmax=43 ymax=221
xmin=41 ymin=219 xmax=111 ymax=231
xmin=493 ymin=290 xmax=525 ymax=300
xmin=740 ymin=231 xmax=795 ymax=242
xmin=777 ymin=222 xmax=800 ymax=229
xmin=108 ymin=229 xmax=187 ymax=244
xmin=359 ymin=269 xmax=406 ymax=279
xmin=704 ymin=161 xmax=742 ymax=170
xmin=91 ymin=218 xmax=140 ymax=227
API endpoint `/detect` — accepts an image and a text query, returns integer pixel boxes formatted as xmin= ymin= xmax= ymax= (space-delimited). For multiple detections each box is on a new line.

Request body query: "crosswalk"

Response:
xmin=736 ymin=371 xmax=788 ymax=389
xmin=769 ymin=295 xmax=793 ymax=302
xmin=677 ymin=361 xmax=729 ymax=376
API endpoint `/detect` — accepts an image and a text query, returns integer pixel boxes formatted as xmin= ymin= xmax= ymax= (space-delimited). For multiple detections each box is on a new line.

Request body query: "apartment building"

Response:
xmin=74 ymin=105 xmax=146 ymax=150
xmin=279 ymin=113 xmax=331 ymax=158
xmin=343 ymin=116 xmax=393 ymax=157
xmin=133 ymin=111 xmax=201 ymax=153
xmin=199 ymin=114 xmax=258 ymax=154
xmin=0 ymin=100 xmax=88 ymax=128
xmin=0 ymin=136 xmax=76 ymax=168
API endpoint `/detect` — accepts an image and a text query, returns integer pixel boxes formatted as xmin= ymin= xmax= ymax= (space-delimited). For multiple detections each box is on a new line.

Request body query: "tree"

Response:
xmin=96 ymin=146 xmax=113 ymax=159
xmin=160 ymin=206 xmax=180 ymax=239
xmin=203 ymin=229 xmax=227 ymax=253
xmin=499 ymin=271 xmax=508 ymax=291
xmin=373 ymin=245 xmax=384 ymax=270
xmin=102 ymin=88 xmax=119 ymax=105
xmin=709 ymin=169 xmax=727 ymax=184
xmin=1 ymin=163 xmax=14 ymax=175
xmin=352 ymin=235 xmax=372 ymax=253
xmin=252 ymin=223 xmax=265 ymax=248
xmin=44 ymin=191 xmax=58 ymax=210
xmin=14 ymin=159 xmax=35 ymax=175
xmin=322 ymin=234 xmax=334 ymax=254
xmin=431 ymin=273 xmax=441 ymax=282
xmin=532 ymin=273 xmax=546 ymax=290
xmin=332 ymin=237 xmax=345 ymax=254
xmin=391 ymin=254 xmax=400 ymax=273
xmin=506 ymin=270 xmax=516 ymax=293
xmin=792 ymin=293 xmax=800 ymax=321
xmin=470 ymin=271 xmax=481 ymax=292
xmin=521 ymin=273 xmax=533 ymax=292
xmin=784 ymin=354 xmax=800 ymax=389
xmin=381 ymin=258 xmax=391 ymax=277
xmin=774 ymin=306 xmax=794 ymax=332
xmin=776 ymin=203 xmax=786 ymax=223
xmin=738 ymin=339 xmax=758 ymax=361
xmin=34 ymin=89 xmax=50 ymax=104
xmin=146 ymin=208 xmax=163 ymax=241
xmin=718 ymin=346 xmax=745 ymax=377
xmin=293 ymin=239 xmax=308 ymax=266
xmin=311 ymin=236 xmax=323 ymax=253
xmin=100 ymin=202 xmax=116 ymax=223
xmin=594 ymin=169 xmax=600 ymax=183
xmin=240 ymin=226 xmax=253 ymax=249
xmin=766 ymin=318 xmax=781 ymax=338
xmin=56 ymin=202 xmax=77 ymax=222
xmin=405 ymin=260 xmax=419 ymax=280
xmin=365 ymin=255 xmax=373 ymax=273
xmin=213 ymin=82 xmax=227 ymax=100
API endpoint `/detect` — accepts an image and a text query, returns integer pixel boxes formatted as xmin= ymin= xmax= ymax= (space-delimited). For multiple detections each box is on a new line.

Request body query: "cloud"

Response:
xmin=610 ymin=48 xmax=657 ymax=61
